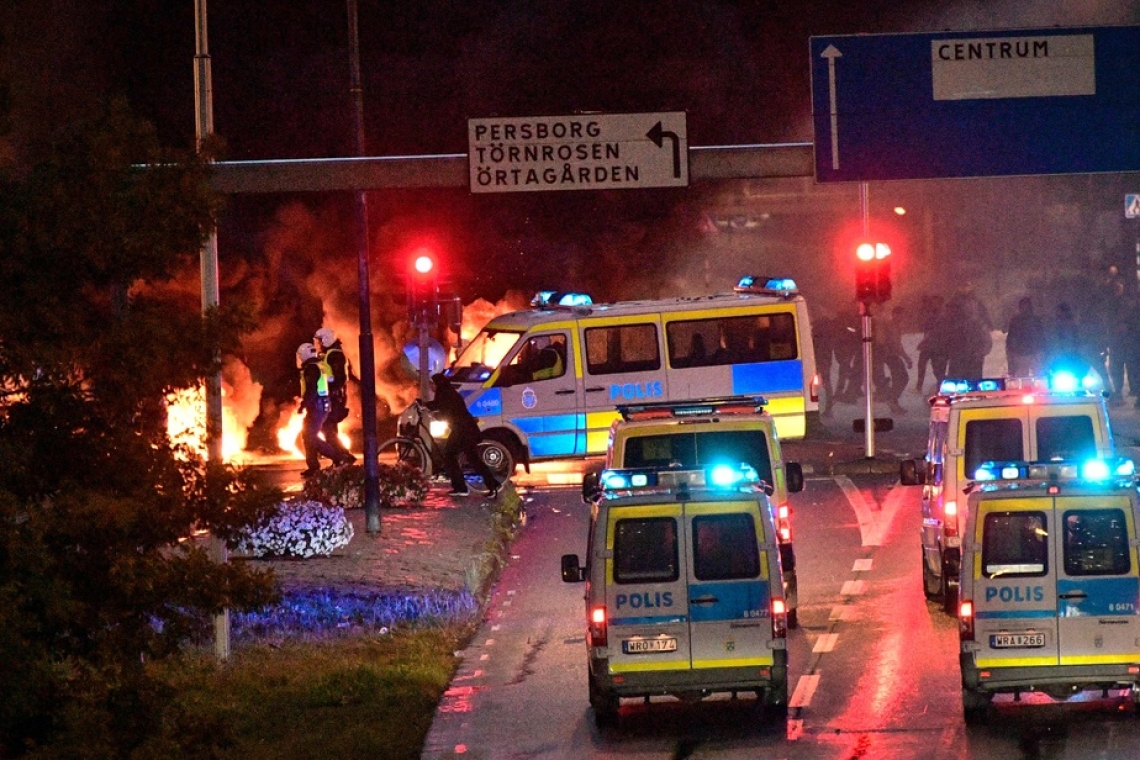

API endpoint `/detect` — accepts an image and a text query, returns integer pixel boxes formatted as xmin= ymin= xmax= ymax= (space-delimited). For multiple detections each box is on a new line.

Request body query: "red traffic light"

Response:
xmin=412 ymin=251 xmax=436 ymax=275
xmin=855 ymin=241 xmax=892 ymax=303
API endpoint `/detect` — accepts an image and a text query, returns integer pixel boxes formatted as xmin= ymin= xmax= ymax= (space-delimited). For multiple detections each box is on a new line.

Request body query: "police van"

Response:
xmin=585 ymin=395 xmax=804 ymax=627
xmin=561 ymin=463 xmax=790 ymax=727
xmin=899 ymin=376 xmax=1114 ymax=614
xmin=438 ymin=277 xmax=818 ymax=477
xmin=957 ymin=458 xmax=1140 ymax=723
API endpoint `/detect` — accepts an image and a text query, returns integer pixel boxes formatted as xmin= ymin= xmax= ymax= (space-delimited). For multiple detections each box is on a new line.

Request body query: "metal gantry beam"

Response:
xmin=209 ymin=143 xmax=815 ymax=194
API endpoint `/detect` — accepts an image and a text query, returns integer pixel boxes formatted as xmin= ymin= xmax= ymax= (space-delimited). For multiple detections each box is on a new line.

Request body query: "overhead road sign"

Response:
xmin=467 ymin=112 xmax=688 ymax=193
xmin=207 ymin=143 xmax=812 ymax=194
xmin=810 ymin=25 xmax=1140 ymax=182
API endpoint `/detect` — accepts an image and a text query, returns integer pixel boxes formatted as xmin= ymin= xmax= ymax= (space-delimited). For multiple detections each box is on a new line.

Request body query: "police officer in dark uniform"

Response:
xmin=314 ymin=327 xmax=355 ymax=465
xmin=297 ymin=342 xmax=340 ymax=478
xmin=428 ymin=373 xmax=501 ymax=498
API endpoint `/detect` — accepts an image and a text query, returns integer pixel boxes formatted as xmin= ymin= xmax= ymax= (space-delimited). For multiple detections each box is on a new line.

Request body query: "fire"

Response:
xmin=275 ymin=408 xmax=352 ymax=460
xmin=165 ymin=385 xmax=251 ymax=463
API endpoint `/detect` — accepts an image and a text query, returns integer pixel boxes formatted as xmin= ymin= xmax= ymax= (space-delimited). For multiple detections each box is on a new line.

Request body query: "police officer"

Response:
xmin=297 ymin=342 xmax=340 ymax=478
xmin=314 ymin=327 xmax=355 ymax=465
xmin=427 ymin=372 xmax=501 ymax=498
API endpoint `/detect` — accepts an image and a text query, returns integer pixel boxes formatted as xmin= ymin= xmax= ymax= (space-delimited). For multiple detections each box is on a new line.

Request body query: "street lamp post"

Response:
xmin=347 ymin=0 xmax=382 ymax=533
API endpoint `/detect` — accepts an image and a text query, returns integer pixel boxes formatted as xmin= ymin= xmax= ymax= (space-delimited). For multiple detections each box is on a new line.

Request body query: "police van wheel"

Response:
xmin=922 ymin=551 xmax=939 ymax=600
xmin=941 ymin=559 xmax=959 ymax=616
xmin=477 ymin=438 xmax=516 ymax=479
xmin=962 ymin=689 xmax=991 ymax=725
xmin=589 ymin=679 xmax=619 ymax=728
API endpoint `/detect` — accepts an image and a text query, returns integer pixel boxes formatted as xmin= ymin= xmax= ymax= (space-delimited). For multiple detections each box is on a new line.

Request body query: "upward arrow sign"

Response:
xmin=821 ymin=45 xmax=843 ymax=170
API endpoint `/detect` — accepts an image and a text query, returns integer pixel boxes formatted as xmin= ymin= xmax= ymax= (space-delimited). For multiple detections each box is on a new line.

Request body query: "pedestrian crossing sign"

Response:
xmin=1127 ymin=194 xmax=1140 ymax=218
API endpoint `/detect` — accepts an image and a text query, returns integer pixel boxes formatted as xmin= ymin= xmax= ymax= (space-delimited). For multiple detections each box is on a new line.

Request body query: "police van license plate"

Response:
xmin=623 ymin=637 xmax=677 ymax=654
xmin=990 ymin=633 xmax=1045 ymax=648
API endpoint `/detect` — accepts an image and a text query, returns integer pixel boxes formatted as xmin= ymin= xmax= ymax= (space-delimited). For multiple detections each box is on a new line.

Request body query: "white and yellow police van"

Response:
xmin=899 ymin=375 xmax=1113 ymax=614
xmin=561 ymin=463 xmax=790 ymax=727
xmin=584 ymin=395 xmax=804 ymax=628
xmin=957 ymin=458 xmax=1140 ymax=724
xmin=438 ymin=277 xmax=818 ymax=477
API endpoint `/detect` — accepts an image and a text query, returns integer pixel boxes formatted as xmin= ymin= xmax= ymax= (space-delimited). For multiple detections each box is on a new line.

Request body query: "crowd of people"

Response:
xmin=813 ymin=266 xmax=1138 ymax=414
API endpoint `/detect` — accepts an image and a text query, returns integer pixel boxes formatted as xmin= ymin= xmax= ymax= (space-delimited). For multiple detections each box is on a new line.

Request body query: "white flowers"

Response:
xmin=233 ymin=499 xmax=354 ymax=559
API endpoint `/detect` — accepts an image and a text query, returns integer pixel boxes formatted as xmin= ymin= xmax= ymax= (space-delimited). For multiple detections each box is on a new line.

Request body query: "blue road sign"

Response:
xmin=810 ymin=26 xmax=1140 ymax=183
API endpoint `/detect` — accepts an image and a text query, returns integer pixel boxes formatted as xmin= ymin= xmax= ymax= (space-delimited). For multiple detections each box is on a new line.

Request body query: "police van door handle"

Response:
xmin=690 ymin=595 xmax=718 ymax=605
xmin=585 ymin=386 xmax=606 ymax=393
xmin=1059 ymin=591 xmax=1088 ymax=600
xmin=555 ymin=388 xmax=576 ymax=395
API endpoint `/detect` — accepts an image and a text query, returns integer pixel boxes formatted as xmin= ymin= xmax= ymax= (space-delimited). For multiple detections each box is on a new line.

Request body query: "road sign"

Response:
xmin=468 ymin=112 xmax=688 ymax=193
xmin=1128 ymin=194 xmax=1140 ymax=219
xmin=810 ymin=26 xmax=1140 ymax=182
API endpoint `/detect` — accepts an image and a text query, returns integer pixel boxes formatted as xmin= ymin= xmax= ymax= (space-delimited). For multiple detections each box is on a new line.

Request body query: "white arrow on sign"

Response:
xmin=821 ymin=44 xmax=843 ymax=170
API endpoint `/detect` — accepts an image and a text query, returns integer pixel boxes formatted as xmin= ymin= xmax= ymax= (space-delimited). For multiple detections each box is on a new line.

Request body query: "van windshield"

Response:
xmin=622 ymin=430 xmax=774 ymax=488
xmin=449 ymin=329 xmax=524 ymax=383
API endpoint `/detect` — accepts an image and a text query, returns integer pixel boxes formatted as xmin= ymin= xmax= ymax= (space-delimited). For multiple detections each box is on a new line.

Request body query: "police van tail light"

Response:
xmin=943 ymin=501 xmax=958 ymax=536
xmin=810 ymin=373 xmax=820 ymax=403
xmin=771 ymin=598 xmax=788 ymax=639
xmin=588 ymin=606 xmax=608 ymax=647
xmin=959 ymin=599 xmax=975 ymax=642
xmin=777 ymin=503 xmax=793 ymax=542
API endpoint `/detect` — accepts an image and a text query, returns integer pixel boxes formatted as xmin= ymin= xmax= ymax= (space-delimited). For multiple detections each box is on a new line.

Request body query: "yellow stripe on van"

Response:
xmin=586 ymin=410 xmax=622 ymax=453
xmin=975 ymin=655 xmax=1057 ymax=668
xmin=609 ymin=662 xmax=691 ymax=674
xmin=1060 ymin=654 xmax=1140 ymax=666
xmin=692 ymin=656 xmax=774 ymax=669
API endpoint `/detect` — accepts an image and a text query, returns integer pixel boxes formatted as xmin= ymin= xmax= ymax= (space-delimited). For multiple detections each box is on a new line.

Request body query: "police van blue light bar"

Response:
xmin=939 ymin=374 xmax=1102 ymax=396
xmin=972 ymin=458 xmax=1135 ymax=484
xmin=599 ymin=463 xmax=760 ymax=492
xmin=618 ymin=395 xmax=768 ymax=421
xmin=734 ymin=275 xmax=798 ymax=296
xmin=530 ymin=291 xmax=594 ymax=308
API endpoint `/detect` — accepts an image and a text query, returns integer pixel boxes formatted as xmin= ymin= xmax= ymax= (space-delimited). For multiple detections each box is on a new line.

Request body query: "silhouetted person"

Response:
xmin=944 ymin=298 xmax=990 ymax=378
xmin=913 ymin=294 xmax=946 ymax=394
xmin=428 ymin=373 xmax=501 ymax=498
xmin=872 ymin=306 xmax=911 ymax=414
xmin=1004 ymin=296 xmax=1045 ymax=378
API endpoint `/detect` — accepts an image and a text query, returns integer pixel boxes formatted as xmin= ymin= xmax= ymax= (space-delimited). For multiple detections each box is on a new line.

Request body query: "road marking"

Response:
xmin=829 ymin=605 xmax=852 ymax=622
xmin=840 ymin=579 xmax=867 ymax=596
xmin=836 ymin=475 xmax=879 ymax=546
xmin=790 ymin=674 xmax=820 ymax=707
xmin=813 ymin=633 xmax=839 ymax=653
xmin=787 ymin=718 xmax=803 ymax=741
xmin=853 ymin=558 xmax=872 ymax=572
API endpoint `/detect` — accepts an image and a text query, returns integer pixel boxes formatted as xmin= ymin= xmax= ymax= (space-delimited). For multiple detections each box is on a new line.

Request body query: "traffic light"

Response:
xmin=855 ymin=241 xmax=892 ymax=303
xmin=407 ymin=248 xmax=439 ymax=323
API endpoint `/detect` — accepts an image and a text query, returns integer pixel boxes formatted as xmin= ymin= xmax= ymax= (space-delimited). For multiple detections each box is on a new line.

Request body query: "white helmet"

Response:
xmin=296 ymin=342 xmax=318 ymax=363
xmin=314 ymin=327 xmax=336 ymax=347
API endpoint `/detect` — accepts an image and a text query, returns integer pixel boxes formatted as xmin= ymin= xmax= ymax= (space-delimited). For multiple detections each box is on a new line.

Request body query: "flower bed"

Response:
xmin=232 ymin=499 xmax=354 ymax=559
xmin=302 ymin=462 xmax=429 ymax=509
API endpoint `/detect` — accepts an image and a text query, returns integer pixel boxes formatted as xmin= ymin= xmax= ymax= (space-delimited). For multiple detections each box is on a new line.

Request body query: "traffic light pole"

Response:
xmin=860 ymin=301 xmax=875 ymax=459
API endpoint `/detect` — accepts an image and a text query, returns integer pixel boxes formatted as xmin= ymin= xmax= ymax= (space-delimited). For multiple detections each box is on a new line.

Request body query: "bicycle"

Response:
xmin=378 ymin=399 xmax=515 ymax=480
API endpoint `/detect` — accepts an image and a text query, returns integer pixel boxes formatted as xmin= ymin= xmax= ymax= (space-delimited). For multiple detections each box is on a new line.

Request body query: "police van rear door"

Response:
xmin=1053 ymin=493 xmax=1140 ymax=666
xmin=606 ymin=502 xmax=691 ymax=674
xmin=685 ymin=499 xmax=775 ymax=670
xmin=972 ymin=496 xmax=1060 ymax=668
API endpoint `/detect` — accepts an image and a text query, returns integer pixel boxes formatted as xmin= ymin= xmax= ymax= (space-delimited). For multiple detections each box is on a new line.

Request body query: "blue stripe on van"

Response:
xmin=527 ymin=433 xmax=581 ymax=457
xmin=611 ymin=614 xmax=688 ymax=626
xmin=731 ymin=360 xmax=804 ymax=395
xmin=512 ymin=414 xmax=581 ymax=434
xmin=687 ymin=581 xmax=770 ymax=622
xmin=1057 ymin=577 xmax=1140 ymax=616
xmin=976 ymin=609 xmax=1055 ymax=619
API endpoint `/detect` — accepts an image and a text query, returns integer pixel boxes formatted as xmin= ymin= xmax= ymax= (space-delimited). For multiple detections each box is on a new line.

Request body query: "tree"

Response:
xmin=0 ymin=98 xmax=281 ymax=757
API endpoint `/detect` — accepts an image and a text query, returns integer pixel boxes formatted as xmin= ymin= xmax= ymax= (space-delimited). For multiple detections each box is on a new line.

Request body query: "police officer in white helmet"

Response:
xmin=297 ymin=342 xmax=341 ymax=478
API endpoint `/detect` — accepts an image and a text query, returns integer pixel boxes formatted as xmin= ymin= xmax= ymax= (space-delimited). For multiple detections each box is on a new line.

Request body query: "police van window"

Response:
xmin=1063 ymin=509 xmax=1131 ymax=576
xmin=613 ymin=517 xmax=679 ymax=584
xmin=964 ymin=418 xmax=1023 ymax=476
xmin=693 ymin=513 xmax=760 ymax=581
xmin=982 ymin=511 xmax=1048 ymax=578
xmin=585 ymin=323 xmax=660 ymax=375
xmin=1036 ymin=415 xmax=1096 ymax=462
xmin=667 ymin=313 xmax=798 ymax=369
xmin=623 ymin=431 xmax=774 ymax=488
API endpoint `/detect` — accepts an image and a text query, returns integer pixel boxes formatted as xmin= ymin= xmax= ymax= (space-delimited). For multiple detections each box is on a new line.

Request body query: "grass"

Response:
xmin=158 ymin=629 xmax=469 ymax=760
xmin=143 ymin=486 xmax=524 ymax=760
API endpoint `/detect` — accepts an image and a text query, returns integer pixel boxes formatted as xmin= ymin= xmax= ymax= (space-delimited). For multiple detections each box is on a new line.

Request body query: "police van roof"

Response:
xmin=617 ymin=395 xmax=769 ymax=421
xmin=486 ymin=287 xmax=805 ymax=330
xmin=932 ymin=375 xmax=1106 ymax=407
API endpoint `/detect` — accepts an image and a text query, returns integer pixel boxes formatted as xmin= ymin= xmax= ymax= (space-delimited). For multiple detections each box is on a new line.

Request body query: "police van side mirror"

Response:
xmin=581 ymin=470 xmax=602 ymax=503
xmin=899 ymin=458 xmax=925 ymax=486
xmin=786 ymin=462 xmax=804 ymax=493
xmin=561 ymin=554 xmax=586 ymax=583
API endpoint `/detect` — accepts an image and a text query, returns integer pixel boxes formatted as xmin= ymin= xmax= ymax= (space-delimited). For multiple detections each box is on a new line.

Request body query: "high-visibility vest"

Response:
xmin=300 ymin=361 xmax=329 ymax=397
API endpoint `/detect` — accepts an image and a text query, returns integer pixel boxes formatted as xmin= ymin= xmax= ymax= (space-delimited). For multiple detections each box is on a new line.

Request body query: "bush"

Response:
xmin=232 ymin=500 xmax=354 ymax=559
xmin=302 ymin=463 xmax=429 ymax=509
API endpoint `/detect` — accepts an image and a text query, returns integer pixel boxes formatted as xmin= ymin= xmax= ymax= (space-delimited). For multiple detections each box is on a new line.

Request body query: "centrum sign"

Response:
xmin=467 ymin=112 xmax=688 ymax=194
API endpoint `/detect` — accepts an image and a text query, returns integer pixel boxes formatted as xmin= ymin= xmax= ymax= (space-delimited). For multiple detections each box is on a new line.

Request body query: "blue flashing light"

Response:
xmin=558 ymin=292 xmax=593 ymax=306
xmin=530 ymin=290 xmax=593 ymax=307
xmin=707 ymin=462 xmax=760 ymax=488
xmin=1050 ymin=370 xmax=1079 ymax=392
xmin=1081 ymin=458 xmax=1111 ymax=481
xmin=972 ymin=458 xmax=1136 ymax=485
xmin=735 ymin=275 xmax=799 ymax=295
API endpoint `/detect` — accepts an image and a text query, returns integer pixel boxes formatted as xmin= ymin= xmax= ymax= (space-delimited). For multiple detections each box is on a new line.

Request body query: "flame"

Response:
xmin=165 ymin=385 xmax=251 ymax=463
xmin=275 ymin=408 xmax=352 ymax=460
